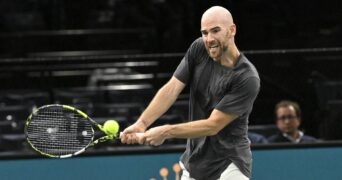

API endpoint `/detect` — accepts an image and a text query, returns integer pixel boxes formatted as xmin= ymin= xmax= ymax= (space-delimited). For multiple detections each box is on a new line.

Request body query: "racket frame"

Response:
xmin=25 ymin=104 xmax=117 ymax=158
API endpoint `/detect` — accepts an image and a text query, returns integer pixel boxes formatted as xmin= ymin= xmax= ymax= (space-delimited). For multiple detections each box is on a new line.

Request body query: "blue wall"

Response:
xmin=252 ymin=147 xmax=342 ymax=180
xmin=0 ymin=153 xmax=181 ymax=180
xmin=1 ymin=146 xmax=342 ymax=180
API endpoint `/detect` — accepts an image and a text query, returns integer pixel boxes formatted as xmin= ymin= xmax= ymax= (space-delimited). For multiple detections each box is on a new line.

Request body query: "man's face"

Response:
xmin=276 ymin=106 xmax=301 ymax=135
xmin=201 ymin=18 xmax=231 ymax=62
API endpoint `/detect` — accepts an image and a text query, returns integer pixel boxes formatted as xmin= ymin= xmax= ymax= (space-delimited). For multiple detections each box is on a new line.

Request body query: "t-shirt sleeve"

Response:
xmin=173 ymin=38 xmax=203 ymax=84
xmin=173 ymin=56 xmax=190 ymax=84
xmin=215 ymin=76 xmax=260 ymax=116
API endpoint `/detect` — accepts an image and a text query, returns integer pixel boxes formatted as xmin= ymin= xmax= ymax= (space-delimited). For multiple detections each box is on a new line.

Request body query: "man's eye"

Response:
xmin=212 ymin=29 xmax=220 ymax=33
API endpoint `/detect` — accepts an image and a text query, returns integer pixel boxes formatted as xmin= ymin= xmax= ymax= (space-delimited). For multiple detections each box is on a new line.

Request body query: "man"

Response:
xmin=268 ymin=100 xmax=317 ymax=143
xmin=121 ymin=6 xmax=260 ymax=180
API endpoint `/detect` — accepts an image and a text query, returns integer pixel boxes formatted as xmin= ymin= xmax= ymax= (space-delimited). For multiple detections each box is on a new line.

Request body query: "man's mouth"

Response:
xmin=209 ymin=45 xmax=219 ymax=49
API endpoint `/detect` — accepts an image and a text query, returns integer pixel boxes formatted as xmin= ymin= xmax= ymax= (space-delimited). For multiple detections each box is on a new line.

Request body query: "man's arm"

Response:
xmin=144 ymin=109 xmax=238 ymax=146
xmin=121 ymin=76 xmax=185 ymax=144
xmin=137 ymin=76 xmax=186 ymax=128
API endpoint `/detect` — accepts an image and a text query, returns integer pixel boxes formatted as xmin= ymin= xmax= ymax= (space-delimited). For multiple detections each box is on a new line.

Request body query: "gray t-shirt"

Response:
xmin=173 ymin=38 xmax=260 ymax=179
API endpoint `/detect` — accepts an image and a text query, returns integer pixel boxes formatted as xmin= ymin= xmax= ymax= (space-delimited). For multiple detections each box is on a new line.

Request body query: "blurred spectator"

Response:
xmin=268 ymin=100 xmax=317 ymax=143
xmin=248 ymin=132 xmax=268 ymax=144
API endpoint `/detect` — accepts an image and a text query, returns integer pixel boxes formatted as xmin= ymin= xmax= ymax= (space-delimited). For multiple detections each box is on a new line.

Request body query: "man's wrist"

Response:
xmin=136 ymin=119 xmax=149 ymax=130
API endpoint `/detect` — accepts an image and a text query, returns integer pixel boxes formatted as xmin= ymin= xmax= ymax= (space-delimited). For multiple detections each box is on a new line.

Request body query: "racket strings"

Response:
xmin=26 ymin=106 xmax=94 ymax=156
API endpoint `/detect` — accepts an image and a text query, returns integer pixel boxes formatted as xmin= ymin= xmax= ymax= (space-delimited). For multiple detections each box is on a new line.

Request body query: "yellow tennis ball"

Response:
xmin=103 ymin=120 xmax=119 ymax=135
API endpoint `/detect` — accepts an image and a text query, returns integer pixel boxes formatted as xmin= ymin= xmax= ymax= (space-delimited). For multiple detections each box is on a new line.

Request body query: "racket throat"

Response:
xmin=92 ymin=135 xmax=115 ymax=145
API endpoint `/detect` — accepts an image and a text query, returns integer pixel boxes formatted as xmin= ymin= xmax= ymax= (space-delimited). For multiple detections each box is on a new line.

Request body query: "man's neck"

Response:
xmin=284 ymin=130 xmax=303 ymax=143
xmin=221 ymin=46 xmax=240 ymax=68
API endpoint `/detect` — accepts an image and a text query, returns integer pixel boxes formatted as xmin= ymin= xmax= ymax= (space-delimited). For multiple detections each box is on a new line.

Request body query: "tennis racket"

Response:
xmin=25 ymin=104 xmax=141 ymax=158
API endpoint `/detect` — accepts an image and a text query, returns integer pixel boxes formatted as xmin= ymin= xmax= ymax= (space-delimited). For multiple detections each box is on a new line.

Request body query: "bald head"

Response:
xmin=201 ymin=6 xmax=234 ymax=27
xmin=200 ymin=6 xmax=239 ymax=64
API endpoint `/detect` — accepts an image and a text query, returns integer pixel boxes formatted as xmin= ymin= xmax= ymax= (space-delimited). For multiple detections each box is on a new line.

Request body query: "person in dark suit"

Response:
xmin=268 ymin=100 xmax=317 ymax=143
xmin=248 ymin=132 xmax=268 ymax=144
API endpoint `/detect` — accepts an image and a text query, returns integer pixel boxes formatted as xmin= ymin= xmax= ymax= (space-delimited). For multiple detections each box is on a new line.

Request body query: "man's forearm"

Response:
xmin=146 ymin=109 xmax=238 ymax=141
xmin=137 ymin=77 xmax=184 ymax=129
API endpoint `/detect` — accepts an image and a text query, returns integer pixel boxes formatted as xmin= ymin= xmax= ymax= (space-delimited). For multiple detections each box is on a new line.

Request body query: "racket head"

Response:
xmin=25 ymin=104 xmax=95 ymax=158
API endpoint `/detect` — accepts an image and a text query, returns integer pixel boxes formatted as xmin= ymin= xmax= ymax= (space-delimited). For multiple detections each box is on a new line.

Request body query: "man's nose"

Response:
xmin=206 ymin=33 xmax=215 ymax=42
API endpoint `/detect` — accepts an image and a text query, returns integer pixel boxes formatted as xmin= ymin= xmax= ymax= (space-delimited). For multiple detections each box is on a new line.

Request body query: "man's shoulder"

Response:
xmin=267 ymin=133 xmax=289 ymax=143
xmin=193 ymin=37 xmax=204 ymax=45
xmin=248 ymin=132 xmax=268 ymax=144
xmin=235 ymin=54 xmax=259 ymax=79
xmin=187 ymin=37 xmax=208 ymax=64
xmin=301 ymin=135 xmax=317 ymax=142
xmin=189 ymin=37 xmax=206 ymax=52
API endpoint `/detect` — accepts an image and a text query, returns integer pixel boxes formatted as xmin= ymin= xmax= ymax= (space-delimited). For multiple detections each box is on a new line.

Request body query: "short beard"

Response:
xmin=206 ymin=43 xmax=228 ymax=61
xmin=222 ymin=45 xmax=228 ymax=52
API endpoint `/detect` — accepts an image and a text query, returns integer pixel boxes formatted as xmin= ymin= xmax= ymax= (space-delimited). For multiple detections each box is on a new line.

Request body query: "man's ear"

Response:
xmin=230 ymin=24 xmax=236 ymax=36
